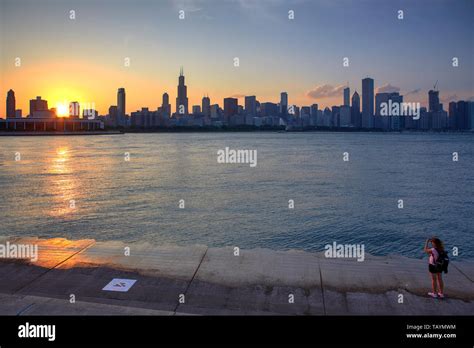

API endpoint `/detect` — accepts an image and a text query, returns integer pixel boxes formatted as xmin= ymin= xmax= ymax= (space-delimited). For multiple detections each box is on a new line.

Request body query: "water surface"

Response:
xmin=0 ymin=132 xmax=472 ymax=259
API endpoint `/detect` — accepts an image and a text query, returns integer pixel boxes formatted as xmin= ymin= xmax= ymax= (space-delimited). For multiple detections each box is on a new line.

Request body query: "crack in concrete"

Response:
xmin=173 ymin=246 xmax=209 ymax=315
xmin=452 ymin=263 xmax=473 ymax=283
xmin=16 ymin=301 xmax=35 ymax=316
xmin=318 ymin=260 xmax=327 ymax=315
xmin=13 ymin=240 xmax=96 ymax=295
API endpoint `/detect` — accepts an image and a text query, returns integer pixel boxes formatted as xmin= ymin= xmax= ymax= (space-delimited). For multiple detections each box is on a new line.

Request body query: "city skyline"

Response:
xmin=2 ymin=69 xmax=471 ymax=114
xmin=3 ymin=67 xmax=473 ymax=132
xmin=1 ymin=0 xmax=473 ymax=115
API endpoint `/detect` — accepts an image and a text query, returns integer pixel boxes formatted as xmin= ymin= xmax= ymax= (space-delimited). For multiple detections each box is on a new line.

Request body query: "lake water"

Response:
xmin=1 ymin=132 xmax=473 ymax=259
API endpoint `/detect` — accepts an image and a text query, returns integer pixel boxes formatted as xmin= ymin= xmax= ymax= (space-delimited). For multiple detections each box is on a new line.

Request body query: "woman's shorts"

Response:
xmin=429 ymin=264 xmax=442 ymax=274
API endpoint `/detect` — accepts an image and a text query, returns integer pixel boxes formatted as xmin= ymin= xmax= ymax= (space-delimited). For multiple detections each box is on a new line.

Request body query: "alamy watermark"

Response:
xmin=324 ymin=241 xmax=365 ymax=262
xmin=217 ymin=147 xmax=257 ymax=167
xmin=0 ymin=242 xmax=38 ymax=262
xmin=379 ymin=101 xmax=420 ymax=120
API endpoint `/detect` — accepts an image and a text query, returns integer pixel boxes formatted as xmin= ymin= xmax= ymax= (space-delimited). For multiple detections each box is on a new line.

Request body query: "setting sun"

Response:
xmin=56 ymin=103 xmax=69 ymax=117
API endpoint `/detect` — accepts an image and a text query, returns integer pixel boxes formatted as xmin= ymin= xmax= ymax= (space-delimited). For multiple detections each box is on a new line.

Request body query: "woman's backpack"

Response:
xmin=435 ymin=249 xmax=449 ymax=274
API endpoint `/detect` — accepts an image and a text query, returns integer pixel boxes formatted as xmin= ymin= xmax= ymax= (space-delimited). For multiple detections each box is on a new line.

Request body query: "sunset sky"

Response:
xmin=1 ymin=0 xmax=473 ymax=116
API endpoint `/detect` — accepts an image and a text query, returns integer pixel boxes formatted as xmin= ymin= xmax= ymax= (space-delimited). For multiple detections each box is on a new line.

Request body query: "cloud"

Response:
xmin=441 ymin=94 xmax=459 ymax=103
xmin=377 ymin=84 xmax=400 ymax=94
xmin=171 ymin=0 xmax=203 ymax=12
xmin=171 ymin=0 xmax=213 ymax=18
xmin=404 ymin=88 xmax=421 ymax=96
xmin=306 ymin=84 xmax=346 ymax=99
xmin=234 ymin=0 xmax=291 ymax=21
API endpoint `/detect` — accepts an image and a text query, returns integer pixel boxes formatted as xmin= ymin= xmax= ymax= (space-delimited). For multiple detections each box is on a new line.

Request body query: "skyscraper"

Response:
xmin=280 ymin=92 xmax=288 ymax=115
xmin=162 ymin=93 xmax=171 ymax=117
xmin=375 ymin=92 xmax=403 ymax=130
xmin=351 ymin=91 xmax=361 ymax=128
xmin=223 ymin=97 xmax=238 ymax=124
xmin=117 ymin=88 xmax=126 ymax=125
xmin=448 ymin=101 xmax=457 ymax=129
xmin=245 ymin=96 xmax=257 ymax=117
xmin=202 ymin=95 xmax=211 ymax=117
xmin=6 ymin=89 xmax=15 ymax=118
xmin=29 ymin=96 xmax=48 ymax=117
xmin=192 ymin=105 xmax=201 ymax=115
xmin=176 ymin=67 xmax=189 ymax=115
xmin=456 ymin=100 xmax=469 ymax=130
xmin=343 ymin=87 xmax=350 ymax=107
xmin=362 ymin=77 xmax=374 ymax=128
xmin=428 ymin=90 xmax=441 ymax=112
xmin=108 ymin=105 xmax=118 ymax=127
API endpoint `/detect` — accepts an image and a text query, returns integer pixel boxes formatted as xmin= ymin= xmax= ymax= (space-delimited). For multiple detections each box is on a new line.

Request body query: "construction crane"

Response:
xmin=433 ymin=80 xmax=438 ymax=91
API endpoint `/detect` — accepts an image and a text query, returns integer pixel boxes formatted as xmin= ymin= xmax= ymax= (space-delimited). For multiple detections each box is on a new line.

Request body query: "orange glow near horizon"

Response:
xmin=1 ymin=59 xmax=439 ymax=116
xmin=2 ymin=59 xmax=339 ymax=116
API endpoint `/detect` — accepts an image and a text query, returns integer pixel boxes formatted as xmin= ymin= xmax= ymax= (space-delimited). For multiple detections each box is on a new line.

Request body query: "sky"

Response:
xmin=1 ymin=0 xmax=473 ymax=116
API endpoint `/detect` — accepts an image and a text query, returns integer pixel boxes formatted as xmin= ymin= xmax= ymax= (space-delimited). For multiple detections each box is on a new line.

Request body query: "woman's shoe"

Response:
xmin=428 ymin=292 xmax=438 ymax=298
xmin=437 ymin=293 xmax=445 ymax=299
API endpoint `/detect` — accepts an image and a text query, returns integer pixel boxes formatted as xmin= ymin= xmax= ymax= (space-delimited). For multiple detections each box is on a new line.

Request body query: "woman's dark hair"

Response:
xmin=431 ymin=237 xmax=445 ymax=252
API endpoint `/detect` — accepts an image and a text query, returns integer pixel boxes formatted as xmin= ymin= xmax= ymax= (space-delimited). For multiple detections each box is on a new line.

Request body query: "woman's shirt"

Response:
xmin=429 ymin=248 xmax=439 ymax=265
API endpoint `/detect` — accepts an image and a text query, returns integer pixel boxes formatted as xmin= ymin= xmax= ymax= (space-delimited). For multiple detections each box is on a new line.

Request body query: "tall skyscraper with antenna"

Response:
xmin=176 ymin=67 xmax=189 ymax=115
xmin=202 ymin=94 xmax=210 ymax=117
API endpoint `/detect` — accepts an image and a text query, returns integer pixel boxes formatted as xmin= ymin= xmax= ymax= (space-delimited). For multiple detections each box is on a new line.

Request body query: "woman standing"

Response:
xmin=424 ymin=238 xmax=446 ymax=299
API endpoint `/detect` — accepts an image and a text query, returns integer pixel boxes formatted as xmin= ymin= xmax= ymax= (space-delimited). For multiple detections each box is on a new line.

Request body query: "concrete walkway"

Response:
xmin=0 ymin=236 xmax=472 ymax=315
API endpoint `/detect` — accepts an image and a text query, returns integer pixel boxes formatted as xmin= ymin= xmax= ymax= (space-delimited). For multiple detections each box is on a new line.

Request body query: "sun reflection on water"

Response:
xmin=47 ymin=146 xmax=79 ymax=217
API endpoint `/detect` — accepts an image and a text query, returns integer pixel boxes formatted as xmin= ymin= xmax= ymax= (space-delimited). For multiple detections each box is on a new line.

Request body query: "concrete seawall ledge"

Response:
xmin=0 ymin=236 xmax=472 ymax=315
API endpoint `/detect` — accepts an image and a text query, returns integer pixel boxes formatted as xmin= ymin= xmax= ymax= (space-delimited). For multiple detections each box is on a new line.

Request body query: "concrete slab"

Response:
xmin=0 ymin=237 xmax=473 ymax=315
xmin=15 ymin=265 xmax=190 ymax=313
xmin=23 ymin=296 xmax=175 ymax=316
xmin=0 ymin=293 xmax=174 ymax=315
xmin=178 ymin=279 xmax=324 ymax=315
xmin=319 ymin=255 xmax=474 ymax=300
xmin=0 ymin=293 xmax=45 ymax=315
xmin=323 ymin=290 xmax=349 ymax=315
xmin=452 ymin=261 xmax=474 ymax=282
xmin=0 ymin=237 xmax=95 ymax=293
xmin=56 ymin=240 xmax=208 ymax=281
xmin=324 ymin=289 xmax=474 ymax=315
xmin=193 ymin=247 xmax=322 ymax=288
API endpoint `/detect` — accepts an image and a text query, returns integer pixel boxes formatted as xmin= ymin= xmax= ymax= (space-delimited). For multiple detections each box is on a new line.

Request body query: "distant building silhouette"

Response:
xmin=339 ymin=105 xmax=351 ymax=127
xmin=245 ymin=96 xmax=257 ymax=117
xmin=351 ymin=91 xmax=361 ymax=128
xmin=455 ymin=100 xmax=469 ymax=130
xmin=29 ymin=96 xmax=48 ymax=117
xmin=210 ymin=104 xmax=220 ymax=120
xmin=192 ymin=105 xmax=201 ymax=115
xmin=310 ymin=104 xmax=318 ymax=126
xmin=428 ymin=90 xmax=441 ymax=113
xmin=117 ymin=88 xmax=126 ymax=126
xmin=202 ymin=95 xmax=210 ymax=117
xmin=362 ymin=78 xmax=374 ymax=129
xmin=223 ymin=97 xmax=238 ymax=124
xmin=448 ymin=101 xmax=457 ymax=129
xmin=375 ymin=92 xmax=403 ymax=130
xmin=343 ymin=87 xmax=350 ymax=107
xmin=162 ymin=92 xmax=171 ymax=117
xmin=176 ymin=67 xmax=189 ymax=115
xmin=108 ymin=105 xmax=118 ymax=127
xmin=260 ymin=102 xmax=278 ymax=117
xmin=6 ymin=89 xmax=15 ymax=118
xmin=280 ymin=92 xmax=288 ymax=116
